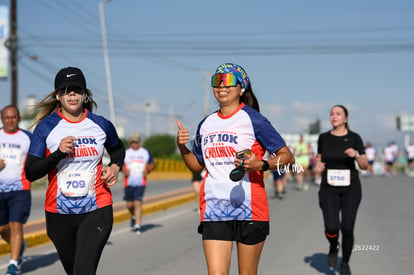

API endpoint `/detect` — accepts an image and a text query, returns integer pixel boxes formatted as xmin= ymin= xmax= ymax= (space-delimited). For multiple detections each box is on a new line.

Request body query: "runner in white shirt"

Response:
xmin=0 ymin=105 xmax=32 ymax=275
xmin=405 ymin=142 xmax=414 ymax=176
xmin=122 ymin=132 xmax=154 ymax=234
xmin=384 ymin=142 xmax=396 ymax=176
xmin=364 ymin=142 xmax=376 ymax=175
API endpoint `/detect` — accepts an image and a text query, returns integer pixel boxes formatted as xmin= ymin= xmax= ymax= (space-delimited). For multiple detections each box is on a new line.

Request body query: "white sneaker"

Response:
xmin=133 ymin=226 xmax=141 ymax=235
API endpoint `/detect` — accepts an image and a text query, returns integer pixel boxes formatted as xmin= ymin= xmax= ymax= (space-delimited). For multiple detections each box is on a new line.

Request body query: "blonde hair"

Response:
xmin=30 ymin=89 xmax=97 ymax=129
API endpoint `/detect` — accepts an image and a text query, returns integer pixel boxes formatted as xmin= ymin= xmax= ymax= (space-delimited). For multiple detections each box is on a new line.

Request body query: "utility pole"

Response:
xmin=10 ymin=0 xmax=17 ymax=107
xmin=203 ymin=71 xmax=211 ymax=117
xmin=99 ymin=0 xmax=116 ymax=125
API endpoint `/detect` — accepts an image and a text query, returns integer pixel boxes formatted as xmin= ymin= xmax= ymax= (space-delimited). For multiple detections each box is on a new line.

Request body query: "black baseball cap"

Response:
xmin=54 ymin=67 xmax=87 ymax=91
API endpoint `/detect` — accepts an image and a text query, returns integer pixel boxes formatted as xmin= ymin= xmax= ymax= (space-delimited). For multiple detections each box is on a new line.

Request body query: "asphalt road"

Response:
xmin=1 ymin=174 xmax=413 ymax=274
xmin=28 ymin=178 xmax=192 ymax=221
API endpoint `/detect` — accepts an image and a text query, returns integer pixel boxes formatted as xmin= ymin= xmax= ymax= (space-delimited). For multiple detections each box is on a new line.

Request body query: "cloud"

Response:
xmin=261 ymin=104 xmax=285 ymax=116
xmin=291 ymin=101 xmax=328 ymax=115
xmin=123 ymin=99 xmax=160 ymax=113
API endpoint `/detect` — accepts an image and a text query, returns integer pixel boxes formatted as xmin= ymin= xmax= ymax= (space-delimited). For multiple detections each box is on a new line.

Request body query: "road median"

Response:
xmin=0 ymin=187 xmax=195 ymax=256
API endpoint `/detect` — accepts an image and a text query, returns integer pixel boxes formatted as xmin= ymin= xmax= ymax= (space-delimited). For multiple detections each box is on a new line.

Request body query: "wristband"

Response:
xmin=260 ymin=160 xmax=270 ymax=172
xmin=109 ymin=161 xmax=123 ymax=170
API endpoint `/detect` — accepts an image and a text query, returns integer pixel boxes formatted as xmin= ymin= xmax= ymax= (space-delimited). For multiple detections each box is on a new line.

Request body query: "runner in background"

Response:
xmin=122 ymin=132 xmax=155 ymax=235
xmin=294 ymin=135 xmax=311 ymax=191
xmin=384 ymin=142 xmax=396 ymax=176
xmin=390 ymin=141 xmax=399 ymax=175
xmin=0 ymin=105 xmax=32 ymax=275
xmin=364 ymin=142 xmax=376 ymax=176
xmin=315 ymin=104 xmax=368 ymax=275
xmin=272 ymin=170 xmax=286 ymax=200
xmin=405 ymin=142 xmax=414 ymax=177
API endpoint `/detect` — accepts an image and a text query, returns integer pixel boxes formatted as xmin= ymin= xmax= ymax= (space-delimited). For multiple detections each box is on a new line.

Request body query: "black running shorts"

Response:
xmin=198 ymin=220 xmax=269 ymax=245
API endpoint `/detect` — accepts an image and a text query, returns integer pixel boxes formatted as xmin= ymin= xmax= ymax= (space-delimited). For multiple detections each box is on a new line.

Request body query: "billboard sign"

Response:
xmin=397 ymin=115 xmax=414 ymax=132
xmin=0 ymin=6 xmax=9 ymax=79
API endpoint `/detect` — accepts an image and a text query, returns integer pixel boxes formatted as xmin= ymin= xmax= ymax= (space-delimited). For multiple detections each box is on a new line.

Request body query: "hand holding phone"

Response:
xmin=236 ymin=149 xmax=251 ymax=160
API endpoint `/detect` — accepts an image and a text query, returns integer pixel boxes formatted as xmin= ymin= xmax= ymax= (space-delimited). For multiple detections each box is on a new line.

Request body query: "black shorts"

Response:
xmin=198 ymin=221 xmax=269 ymax=245
xmin=192 ymin=172 xmax=202 ymax=182
xmin=123 ymin=186 xmax=146 ymax=202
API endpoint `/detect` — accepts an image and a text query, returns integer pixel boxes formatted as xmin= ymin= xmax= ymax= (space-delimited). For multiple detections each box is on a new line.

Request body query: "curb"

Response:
xmin=0 ymin=190 xmax=196 ymax=256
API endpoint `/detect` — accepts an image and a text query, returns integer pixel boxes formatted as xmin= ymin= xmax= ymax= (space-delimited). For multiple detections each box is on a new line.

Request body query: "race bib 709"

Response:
xmin=58 ymin=170 xmax=95 ymax=197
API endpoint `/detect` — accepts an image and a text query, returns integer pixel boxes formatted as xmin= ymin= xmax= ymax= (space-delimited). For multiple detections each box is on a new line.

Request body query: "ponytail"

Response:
xmin=240 ymin=84 xmax=260 ymax=112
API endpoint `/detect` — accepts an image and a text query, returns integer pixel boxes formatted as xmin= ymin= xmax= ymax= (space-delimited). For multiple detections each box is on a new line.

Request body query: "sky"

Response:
xmin=0 ymin=0 xmax=414 ymax=153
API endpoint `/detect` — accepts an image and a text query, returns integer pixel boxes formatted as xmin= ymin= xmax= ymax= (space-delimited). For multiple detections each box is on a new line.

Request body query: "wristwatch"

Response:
xmin=260 ymin=160 xmax=270 ymax=172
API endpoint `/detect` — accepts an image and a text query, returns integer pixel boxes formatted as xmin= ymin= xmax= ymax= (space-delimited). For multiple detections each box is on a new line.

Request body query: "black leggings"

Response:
xmin=318 ymin=180 xmax=361 ymax=263
xmin=46 ymin=206 xmax=113 ymax=275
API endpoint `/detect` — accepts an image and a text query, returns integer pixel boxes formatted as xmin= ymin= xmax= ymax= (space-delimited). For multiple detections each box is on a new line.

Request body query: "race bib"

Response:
xmin=327 ymin=169 xmax=350 ymax=186
xmin=129 ymin=161 xmax=145 ymax=174
xmin=58 ymin=170 xmax=95 ymax=197
xmin=0 ymin=148 xmax=22 ymax=164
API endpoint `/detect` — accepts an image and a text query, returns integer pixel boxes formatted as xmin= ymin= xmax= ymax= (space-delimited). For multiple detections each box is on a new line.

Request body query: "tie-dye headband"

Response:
xmin=214 ymin=63 xmax=250 ymax=90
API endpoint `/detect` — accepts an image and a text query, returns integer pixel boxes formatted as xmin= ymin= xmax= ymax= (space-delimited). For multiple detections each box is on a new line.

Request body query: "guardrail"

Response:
xmin=153 ymin=158 xmax=189 ymax=172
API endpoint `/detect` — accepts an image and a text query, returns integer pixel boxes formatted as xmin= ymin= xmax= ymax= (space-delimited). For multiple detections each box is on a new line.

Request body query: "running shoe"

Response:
xmin=276 ymin=192 xmax=284 ymax=200
xmin=5 ymin=264 xmax=18 ymax=275
xmin=133 ymin=226 xmax=141 ymax=235
xmin=130 ymin=216 xmax=136 ymax=228
xmin=340 ymin=262 xmax=351 ymax=275
xmin=327 ymin=243 xmax=339 ymax=268
xmin=17 ymin=241 xmax=27 ymax=267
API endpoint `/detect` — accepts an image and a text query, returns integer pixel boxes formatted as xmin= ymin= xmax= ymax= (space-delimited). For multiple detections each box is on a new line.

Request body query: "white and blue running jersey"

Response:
xmin=0 ymin=128 xmax=32 ymax=192
xmin=193 ymin=103 xmax=286 ymax=222
xmin=123 ymin=147 xmax=153 ymax=187
xmin=28 ymin=109 xmax=121 ymax=214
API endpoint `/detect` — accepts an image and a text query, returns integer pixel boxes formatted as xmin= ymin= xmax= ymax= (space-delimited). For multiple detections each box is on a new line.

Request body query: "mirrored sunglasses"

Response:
xmin=58 ymin=86 xmax=85 ymax=95
xmin=211 ymin=73 xmax=238 ymax=88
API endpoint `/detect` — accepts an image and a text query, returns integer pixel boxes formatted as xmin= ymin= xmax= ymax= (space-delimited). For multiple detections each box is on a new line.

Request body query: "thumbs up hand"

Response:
xmin=176 ymin=120 xmax=190 ymax=145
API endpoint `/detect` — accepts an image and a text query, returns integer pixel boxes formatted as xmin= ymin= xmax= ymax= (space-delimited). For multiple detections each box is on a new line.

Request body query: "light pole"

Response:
xmin=203 ymin=71 xmax=212 ymax=116
xmin=99 ymin=0 xmax=116 ymax=125
xmin=145 ymin=101 xmax=151 ymax=138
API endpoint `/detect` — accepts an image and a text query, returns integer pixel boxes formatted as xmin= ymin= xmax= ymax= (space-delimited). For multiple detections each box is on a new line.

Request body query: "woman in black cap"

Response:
xmin=24 ymin=67 xmax=125 ymax=275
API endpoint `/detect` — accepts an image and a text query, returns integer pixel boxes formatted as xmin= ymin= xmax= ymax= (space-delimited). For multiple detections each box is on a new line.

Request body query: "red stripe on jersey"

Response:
xmin=199 ymin=174 xmax=207 ymax=222
xmin=94 ymin=161 xmax=113 ymax=208
xmin=57 ymin=108 xmax=88 ymax=123
xmin=249 ymin=141 xmax=269 ymax=221
xmin=249 ymin=171 xmax=269 ymax=221
xmin=45 ymin=175 xmax=58 ymax=213
xmin=21 ymin=155 xmax=31 ymax=190
xmin=45 ymin=148 xmax=58 ymax=213
xmin=123 ymin=164 xmax=129 ymax=188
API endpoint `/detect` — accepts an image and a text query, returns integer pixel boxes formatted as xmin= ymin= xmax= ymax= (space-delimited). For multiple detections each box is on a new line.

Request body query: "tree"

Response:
xmin=308 ymin=119 xmax=321 ymax=134
xmin=142 ymin=134 xmax=177 ymax=158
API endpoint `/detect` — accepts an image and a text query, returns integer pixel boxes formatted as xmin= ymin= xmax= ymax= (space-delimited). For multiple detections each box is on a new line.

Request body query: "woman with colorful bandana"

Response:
xmin=176 ymin=63 xmax=295 ymax=275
